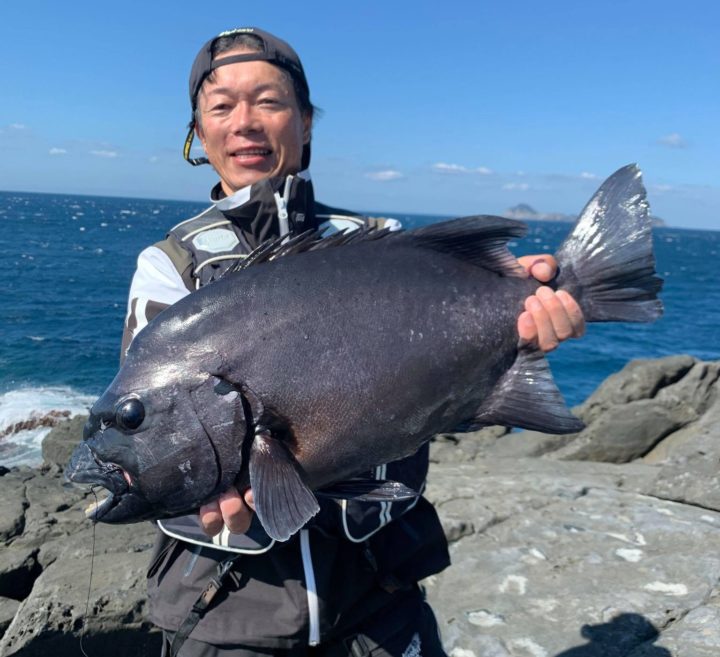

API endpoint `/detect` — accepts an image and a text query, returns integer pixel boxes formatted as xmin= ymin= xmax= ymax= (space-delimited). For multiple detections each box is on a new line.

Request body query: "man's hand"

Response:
xmin=517 ymin=255 xmax=585 ymax=352
xmin=199 ymin=486 xmax=255 ymax=537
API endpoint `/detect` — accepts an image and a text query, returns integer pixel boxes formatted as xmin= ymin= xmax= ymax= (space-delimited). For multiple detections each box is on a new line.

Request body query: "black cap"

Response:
xmin=184 ymin=27 xmax=311 ymax=169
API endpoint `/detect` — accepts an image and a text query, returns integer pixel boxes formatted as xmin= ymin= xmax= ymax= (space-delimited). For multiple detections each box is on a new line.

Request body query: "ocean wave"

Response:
xmin=0 ymin=386 xmax=95 ymax=468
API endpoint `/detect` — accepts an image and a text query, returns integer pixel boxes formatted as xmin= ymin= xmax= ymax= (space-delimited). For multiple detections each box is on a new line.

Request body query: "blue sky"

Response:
xmin=1 ymin=1 xmax=717 ymax=230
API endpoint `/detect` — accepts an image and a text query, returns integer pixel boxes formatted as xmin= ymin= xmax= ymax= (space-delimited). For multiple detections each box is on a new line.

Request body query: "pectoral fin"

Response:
xmin=249 ymin=430 xmax=320 ymax=542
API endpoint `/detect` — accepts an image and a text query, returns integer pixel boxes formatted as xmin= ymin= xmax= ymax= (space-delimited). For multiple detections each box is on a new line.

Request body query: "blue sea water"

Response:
xmin=1 ymin=190 xmax=718 ymax=466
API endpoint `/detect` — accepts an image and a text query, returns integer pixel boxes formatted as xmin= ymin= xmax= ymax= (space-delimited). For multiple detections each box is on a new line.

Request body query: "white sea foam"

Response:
xmin=0 ymin=387 xmax=96 ymax=468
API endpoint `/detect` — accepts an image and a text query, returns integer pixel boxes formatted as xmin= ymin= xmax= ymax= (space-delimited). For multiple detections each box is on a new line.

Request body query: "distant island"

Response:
xmin=504 ymin=203 xmax=667 ymax=227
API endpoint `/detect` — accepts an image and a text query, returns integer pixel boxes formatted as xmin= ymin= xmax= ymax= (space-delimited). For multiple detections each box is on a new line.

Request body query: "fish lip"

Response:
xmin=65 ymin=442 xmax=130 ymax=521
xmin=83 ymin=468 xmax=128 ymax=520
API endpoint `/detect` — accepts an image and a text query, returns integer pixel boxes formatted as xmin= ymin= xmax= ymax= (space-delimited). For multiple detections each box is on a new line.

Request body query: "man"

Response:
xmin=123 ymin=27 xmax=585 ymax=657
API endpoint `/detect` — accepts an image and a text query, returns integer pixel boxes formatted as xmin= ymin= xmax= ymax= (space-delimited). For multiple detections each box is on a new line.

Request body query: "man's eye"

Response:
xmin=258 ymin=97 xmax=281 ymax=107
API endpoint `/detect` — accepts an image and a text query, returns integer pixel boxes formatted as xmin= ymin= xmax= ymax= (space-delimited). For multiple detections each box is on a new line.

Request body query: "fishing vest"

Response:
xmin=153 ymin=175 xmax=426 ymax=553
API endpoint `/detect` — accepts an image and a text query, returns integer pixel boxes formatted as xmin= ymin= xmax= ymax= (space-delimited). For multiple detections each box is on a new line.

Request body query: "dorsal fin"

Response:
xmin=402 ymin=215 xmax=529 ymax=277
xmin=223 ymin=215 xmax=528 ymax=278
xmin=224 ymin=226 xmax=393 ymax=276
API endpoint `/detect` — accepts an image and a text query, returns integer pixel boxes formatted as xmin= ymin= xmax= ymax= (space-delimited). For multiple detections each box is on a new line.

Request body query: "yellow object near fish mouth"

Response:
xmin=85 ymin=492 xmax=113 ymax=518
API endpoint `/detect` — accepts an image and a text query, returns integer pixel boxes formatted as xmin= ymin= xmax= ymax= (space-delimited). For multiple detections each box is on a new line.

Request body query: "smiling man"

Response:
xmin=194 ymin=53 xmax=311 ymax=194
xmin=122 ymin=27 xmax=584 ymax=657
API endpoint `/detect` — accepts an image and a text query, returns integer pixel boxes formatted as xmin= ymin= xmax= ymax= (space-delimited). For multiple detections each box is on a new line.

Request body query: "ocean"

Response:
xmin=1 ymin=190 xmax=718 ymax=467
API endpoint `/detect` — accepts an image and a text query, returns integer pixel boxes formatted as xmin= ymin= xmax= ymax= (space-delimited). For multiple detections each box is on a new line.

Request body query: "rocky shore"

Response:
xmin=1 ymin=355 xmax=718 ymax=656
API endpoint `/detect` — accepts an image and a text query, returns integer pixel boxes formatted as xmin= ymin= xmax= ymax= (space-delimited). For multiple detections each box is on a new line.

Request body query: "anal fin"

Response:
xmin=468 ymin=343 xmax=585 ymax=434
xmin=249 ymin=430 xmax=320 ymax=541
xmin=317 ymin=479 xmax=418 ymax=501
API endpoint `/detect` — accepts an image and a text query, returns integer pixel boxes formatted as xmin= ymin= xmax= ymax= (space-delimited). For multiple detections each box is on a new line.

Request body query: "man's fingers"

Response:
xmin=517 ymin=254 xmax=585 ymax=352
xmin=517 ymin=310 xmax=538 ymax=344
xmin=243 ymin=488 xmax=256 ymax=511
xmin=199 ymin=500 xmax=224 ymax=537
xmin=557 ymin=290 xmax=586 ymax=338
xmin=217 ymin=486 xmax=253 ymax=534
xmin=536 ymin=286 xmax=575 ymax=341
xmin=521 ymin=287 xmax=587 ymax=353
xmin=525 ymin=294 xmax=559 ymax=352
xmin=518 ymin=255 xmax=558 ymax=283
xmin=199 ymin=487 xmax=254 ymax=537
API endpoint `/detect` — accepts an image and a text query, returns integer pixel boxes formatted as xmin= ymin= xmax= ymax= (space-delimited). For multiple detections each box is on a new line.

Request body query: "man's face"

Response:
xmin=196 ymin=49 xmax=311 ymax=195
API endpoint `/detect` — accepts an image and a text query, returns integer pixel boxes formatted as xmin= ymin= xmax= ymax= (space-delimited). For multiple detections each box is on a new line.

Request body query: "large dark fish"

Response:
xmin=66 ymin=165 xmax=662 ymax=541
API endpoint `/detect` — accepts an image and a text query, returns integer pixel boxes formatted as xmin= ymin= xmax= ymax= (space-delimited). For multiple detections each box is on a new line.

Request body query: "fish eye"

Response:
xmin=115 ymin=398 xmax=145 ymax=431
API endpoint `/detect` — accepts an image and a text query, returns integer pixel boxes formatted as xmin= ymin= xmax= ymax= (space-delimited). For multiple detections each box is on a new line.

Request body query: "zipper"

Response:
xmin=274 ymin=175 xmax=293 ymax=239
xmin=300 ymin=529 xmax=320 ymax=646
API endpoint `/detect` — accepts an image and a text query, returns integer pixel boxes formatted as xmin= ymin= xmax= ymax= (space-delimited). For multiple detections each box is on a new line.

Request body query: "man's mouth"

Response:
xmin=230 ymin=148 xmax=272 ymax=163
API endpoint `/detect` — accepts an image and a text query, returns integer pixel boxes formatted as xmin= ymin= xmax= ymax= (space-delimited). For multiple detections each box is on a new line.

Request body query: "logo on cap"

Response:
xmin=218 ymin=28 xmax=256 ymax=37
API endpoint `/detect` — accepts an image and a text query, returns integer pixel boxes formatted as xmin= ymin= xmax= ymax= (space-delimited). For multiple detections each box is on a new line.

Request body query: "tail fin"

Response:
xmin=554 ymin=164 xmax=663 ymax=323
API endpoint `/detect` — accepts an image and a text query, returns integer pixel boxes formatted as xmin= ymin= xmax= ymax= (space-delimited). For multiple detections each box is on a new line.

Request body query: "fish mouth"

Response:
xmin=84 ymin=486 xmax=122 ymax=521
xmin=65 ymin=442 xmax=130 ymax=521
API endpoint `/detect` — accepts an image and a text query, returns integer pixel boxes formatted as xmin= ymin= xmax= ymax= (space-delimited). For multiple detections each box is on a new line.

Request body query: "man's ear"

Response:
xmin=195 ymin=119 xmax=206 ymax=148
xmin=302 ymin=113 xmax=312 ymax=144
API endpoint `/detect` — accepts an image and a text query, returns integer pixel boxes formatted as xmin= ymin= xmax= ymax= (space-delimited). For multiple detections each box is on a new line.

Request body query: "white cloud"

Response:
xmin=9 ymin=123 xmax=27 ymax=130
xmin=149 ymin=155 xmax=159 ymax=163
xmin=49 ymin=147 xmax=67 ymax=156
xmin=502 ymin=182 xmax=530 ymax=191
xmin=652 ymin=184 xmax=674 ymax=193
xmin=579 ymin=171 xmax=599 ymax=180
xmin=433 ymin=162 xmax=467 ymax=174
xmin=658 ymin=133 xmax=687 ymax=148
xmin=91 ymin=149 xmax=119 ymax=158
xmin=365 ymin=170 xmax=404 ymax=182
xmin=432 ymin=162 xmax=493 ymax=175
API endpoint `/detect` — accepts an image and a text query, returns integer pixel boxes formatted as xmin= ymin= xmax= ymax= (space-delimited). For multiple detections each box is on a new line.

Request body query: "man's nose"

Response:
xmin=230 ymin=102 xmax=261 ymax=134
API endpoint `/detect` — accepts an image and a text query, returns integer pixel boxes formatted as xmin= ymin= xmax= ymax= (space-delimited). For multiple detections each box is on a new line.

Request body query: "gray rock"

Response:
xmin=549 ymin=399 xmax=684 ymax=463
xmin=641 ymin=384 xmax=720 ymax=512
xmin=0 ymin=550 xmax=160 ymax=657
xmin=0 ymin=546 xmax=39 ymax=601
xmin=483 ymin=428 xmax=576 ymax=459
xmin=577 ymin=355 xmax=696 ymax=425
xmin=425 ymin=459 xmax=720 ymax=657
xmin=0 ymin=468 xmax=37 ymax=544
xmin=652 ymin=359 xmax=720 ymax=425
xmin=42 ymin=414 xmax=87 ymax=470
xmin=0 ymin=464 xmax=157 ymax=656
xmin=430 ymin=426 xmax=509 ymax=464
xmin=430 ymin=425 xmax=575 ymax=463
xmin=0 ymin=597 xmax=20 ymax=639
xmin=16 ymin=468 xmax=92 ymax=555
xmin=496 ymin=356 xmax=720 ymax=465
xmin=627 ymin=592 xmax=720 ymax=656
